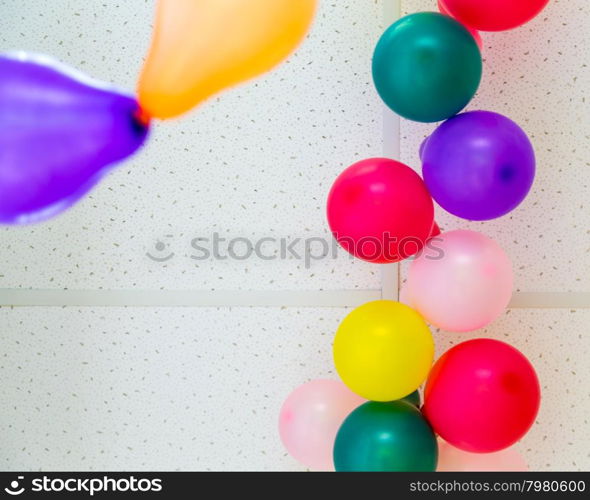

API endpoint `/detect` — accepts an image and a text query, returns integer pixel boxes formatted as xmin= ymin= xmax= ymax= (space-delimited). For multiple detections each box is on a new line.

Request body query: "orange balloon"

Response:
xmin=138 ymin=0 xmax=317 ymax=119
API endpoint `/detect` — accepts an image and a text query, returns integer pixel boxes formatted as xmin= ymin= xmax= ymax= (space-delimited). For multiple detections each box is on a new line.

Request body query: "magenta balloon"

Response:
xmin=0 ymin=52 xmax=150 ymax=225
xmin=421 ymin=110 xmax=535 ymax=221
xmin=279 ymin=379 xmax=364 ymax=470
xmin=407 ymin=229 xmax=513 ymax=332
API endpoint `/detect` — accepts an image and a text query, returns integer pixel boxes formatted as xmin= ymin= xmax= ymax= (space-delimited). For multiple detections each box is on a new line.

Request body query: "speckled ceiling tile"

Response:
xmin=0 ymin=306 xmax=588 ymax=471
xmin=0 ymin=0 xmax=385 ymax=291
xmin=400 ymin=0 xmax=590 ymax=293
xmin=0 ymin=306 xmax=345 ymax=471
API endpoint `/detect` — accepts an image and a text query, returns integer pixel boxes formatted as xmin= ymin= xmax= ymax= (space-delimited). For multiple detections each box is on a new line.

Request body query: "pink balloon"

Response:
xmin=398 ymin=284 xmax=411 ymax=307
xmin=437 ymin=439 xmax=528 ymax=471
xmin=279 ymin=379 xmax=364 ymax=470
xmin=407 ymin=229 xmax=513 ymax=332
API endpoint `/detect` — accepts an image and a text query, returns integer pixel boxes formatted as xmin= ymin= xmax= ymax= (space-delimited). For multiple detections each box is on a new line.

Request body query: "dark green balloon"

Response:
xmin=401 ymin=390 xmax=421 ymax=407
xmin=333 ymin=401 xmax=437 ymax=472
xmin=372 ymin=12 xmax=482 ymax=123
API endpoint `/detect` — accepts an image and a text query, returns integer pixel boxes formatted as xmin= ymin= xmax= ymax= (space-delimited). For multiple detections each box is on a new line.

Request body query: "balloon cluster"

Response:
xmin=280 ymin=2 xmax=549 ymax=471
xmin=0 ymin=0 xmax=317 ymax=224
xmin=0 ymin=0 xmax=547 ymax=472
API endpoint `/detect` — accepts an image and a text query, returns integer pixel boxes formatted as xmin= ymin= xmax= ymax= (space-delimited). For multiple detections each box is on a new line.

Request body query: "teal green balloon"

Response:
xmin=401 ymin=390 xmax=421 ymax=407
xmin=333 ymin=401 xmax=437 ymax=472
xmin=372 ymin=12 xmax=482 ymax=123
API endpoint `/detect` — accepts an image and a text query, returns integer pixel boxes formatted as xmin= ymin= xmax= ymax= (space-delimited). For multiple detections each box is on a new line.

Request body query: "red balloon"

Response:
xmin=327 ymin=158 xmax=434 ymax=263
xmin=437 ymin=0 xmax=483 ymax=49
xmin=429 ymin=221 xmax=441 ymax=239
xmin=439 ymin=0 xmax=549 ymax=32
xmin=423 ymin=339 xmax=540 ymax=453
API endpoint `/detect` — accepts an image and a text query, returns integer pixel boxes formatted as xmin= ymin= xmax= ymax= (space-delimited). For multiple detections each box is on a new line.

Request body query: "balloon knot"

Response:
xmin=133 ymin=107 xmax=152 ymax=128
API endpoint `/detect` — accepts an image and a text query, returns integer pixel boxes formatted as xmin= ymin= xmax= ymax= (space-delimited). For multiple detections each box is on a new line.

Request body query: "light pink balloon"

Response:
xmin=279 ymin=379 xmax=364 ymax=470
xmin=398 ymin=284 xmax=412 ymax=307
xmin=407 ymin=229 xmax=513 ymax=332
xmin=437 ymin=439 xmax=528 ymax=472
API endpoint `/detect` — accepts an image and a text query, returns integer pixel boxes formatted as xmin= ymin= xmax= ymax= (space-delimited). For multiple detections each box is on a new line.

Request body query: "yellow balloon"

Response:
xmin=138 ymin=0 xmax=317 ymax=119
xmin=333 ymin=301 xmax=434 ymax=402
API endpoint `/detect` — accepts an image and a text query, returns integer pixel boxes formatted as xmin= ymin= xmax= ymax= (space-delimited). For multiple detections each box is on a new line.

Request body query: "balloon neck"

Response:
xmin=419 ymin=135 xmax=430 ymax=161
xmin=133 ymin=107 xmax=152 ymax=128
xmin=428 ymin=221 xmax=441 ymax=239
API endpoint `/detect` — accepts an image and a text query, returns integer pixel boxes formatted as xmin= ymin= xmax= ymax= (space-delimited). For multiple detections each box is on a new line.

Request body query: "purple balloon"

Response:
xmin=0 ymin=52 xmax=149 ymax=224
xmin=421 ymin=110 xmax=535 ymax=221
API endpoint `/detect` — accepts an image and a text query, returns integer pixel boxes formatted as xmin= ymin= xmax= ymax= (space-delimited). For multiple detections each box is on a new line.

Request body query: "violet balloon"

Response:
xmin=0 ymin=52 xmax=150 ymax=224
xmin=421 ymin=111 xmax=535 ymax=221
